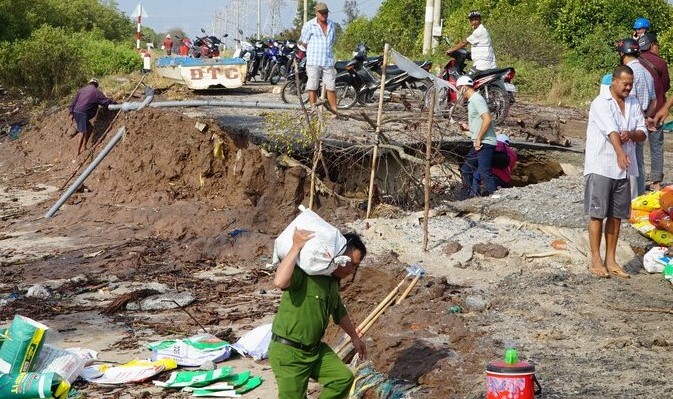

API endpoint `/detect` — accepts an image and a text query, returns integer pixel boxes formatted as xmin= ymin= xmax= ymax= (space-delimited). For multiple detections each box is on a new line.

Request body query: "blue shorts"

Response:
xmin=72 ymin=112 xmax=92 ymax=134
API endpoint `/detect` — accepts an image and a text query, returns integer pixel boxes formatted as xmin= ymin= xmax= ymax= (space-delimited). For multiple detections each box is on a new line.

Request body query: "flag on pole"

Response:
xmin=132 ymin=3 xmax=149 ymax=50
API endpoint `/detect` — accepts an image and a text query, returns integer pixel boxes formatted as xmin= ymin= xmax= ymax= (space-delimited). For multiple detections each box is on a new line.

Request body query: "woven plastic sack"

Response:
xmin=0 ymin=372 xmax=70 ymax=399
xmin=272 ymin=205 xmax=347 ymax=275
xmin=0 ymin=315 xmax=48 ymax=374
xmin=631 ymin=191 xmax=662 ymax=212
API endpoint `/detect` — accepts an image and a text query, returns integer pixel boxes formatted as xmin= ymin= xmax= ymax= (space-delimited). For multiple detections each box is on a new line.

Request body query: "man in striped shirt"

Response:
xmin=584 ymin=65 xmax=647 ymax=278
xmin=299 ymin=2 xmax=338 ymax=113
xmin=615 ymin=38 xmax=656 ymax=197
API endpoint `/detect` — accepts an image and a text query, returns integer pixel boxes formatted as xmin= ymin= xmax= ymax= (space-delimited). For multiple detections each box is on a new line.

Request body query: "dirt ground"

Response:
xmin=2 ymin=79 xmax=673 ymax=399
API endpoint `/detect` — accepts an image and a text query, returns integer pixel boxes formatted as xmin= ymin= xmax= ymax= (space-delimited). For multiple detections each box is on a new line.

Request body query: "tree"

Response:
xmin=343 ymin=0 xmax=360 ymax=25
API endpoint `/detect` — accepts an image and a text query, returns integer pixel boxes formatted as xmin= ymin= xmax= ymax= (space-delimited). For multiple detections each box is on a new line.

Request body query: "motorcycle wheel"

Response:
xmin=335 ymin=82 xmax=358 ymax=109
xmin=281 ymin=80 xmax=308 ymax=105
xmin=260 ymin=63 xmax=269 ymax=81
xmin=481 ymin=85 xmax=510 ymax=125
xmin=269 ymin=65 xmax=281 ymax=85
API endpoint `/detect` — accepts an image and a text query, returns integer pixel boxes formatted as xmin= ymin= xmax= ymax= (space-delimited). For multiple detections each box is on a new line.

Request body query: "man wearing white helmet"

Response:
xmin=456 ymin=75 xmax=498 ymax=198
xmin=447 ymin=10 xmax=497 ymax=73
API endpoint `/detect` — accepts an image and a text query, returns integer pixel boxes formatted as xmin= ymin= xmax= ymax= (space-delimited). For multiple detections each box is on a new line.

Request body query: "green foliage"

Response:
xmin=0 ymin=25 xmax=140 ymax=100
xmin=263 ymin=112 xmax=319 ymax=155
xmin=0 ymin=0 xmax=133 ymax=42
xmin=336 ymin=17 xmax=372 ymax=54
xmin=363 ymin=0 xmax=425 ymax=53
xmin=538 ymin=0 xmax=672 ymax=49
xmin=77 ymin=31 xmax=142 ymax=75
xmin=487 ymin=3 xmax=562 ymax=67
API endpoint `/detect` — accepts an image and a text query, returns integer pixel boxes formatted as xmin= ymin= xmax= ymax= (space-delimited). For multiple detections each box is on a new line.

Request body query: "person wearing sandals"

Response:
xmin=584 ymin=65 xmax=647 ymax=278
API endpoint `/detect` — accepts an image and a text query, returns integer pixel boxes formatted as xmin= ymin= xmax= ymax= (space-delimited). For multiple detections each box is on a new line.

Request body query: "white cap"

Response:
xmin=496 ymin=134 xmax=510 ymax=144
xmin=166 ymin=34 xmax=171 ymax=38
xmin=456 ymin=75 xmax=474 ymax=87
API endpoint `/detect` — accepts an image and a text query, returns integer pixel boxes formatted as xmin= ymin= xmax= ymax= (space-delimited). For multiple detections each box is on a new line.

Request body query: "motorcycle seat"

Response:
xmin=335 ymin=60 xmax=349 ymax=72
xmin=472 ymin=67 xmax=513 ymax=79
xmin=384 ymin=65 xmax=408 ymax=76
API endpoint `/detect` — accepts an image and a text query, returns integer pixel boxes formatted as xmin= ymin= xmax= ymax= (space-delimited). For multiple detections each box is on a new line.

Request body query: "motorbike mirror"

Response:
xmin=444 ymin=36 xmax=451 ymax=45
xmin=201 ymin=28 xmax=206 ymax=33
xmin=223 ymin=33 xmax=229 ymax=38
xmin=238 ymin=28 xmax=244 ymax=35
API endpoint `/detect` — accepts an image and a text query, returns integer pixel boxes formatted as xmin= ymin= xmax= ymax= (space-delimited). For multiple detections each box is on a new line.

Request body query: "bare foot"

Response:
xmin=589 ymin=258 xmax=609 ymax=278
xmin=606 ymin=262 xmax=630 ymax=279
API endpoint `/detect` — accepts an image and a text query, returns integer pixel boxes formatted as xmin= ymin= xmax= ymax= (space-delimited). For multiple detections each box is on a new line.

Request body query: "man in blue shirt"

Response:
xmin=456 ymin=76 xmax=498 ymax=198
xmin=299 ymin=2 xmax=337 ymax=113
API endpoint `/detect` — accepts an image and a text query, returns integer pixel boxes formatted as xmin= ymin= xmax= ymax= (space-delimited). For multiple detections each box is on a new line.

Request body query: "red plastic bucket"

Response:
xmin=486 ymin=360 xmax=541 ymax=399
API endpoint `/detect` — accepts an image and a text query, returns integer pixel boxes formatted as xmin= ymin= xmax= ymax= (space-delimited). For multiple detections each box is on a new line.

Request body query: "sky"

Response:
xmin=113 ymin=0 xmax=383 ymax=43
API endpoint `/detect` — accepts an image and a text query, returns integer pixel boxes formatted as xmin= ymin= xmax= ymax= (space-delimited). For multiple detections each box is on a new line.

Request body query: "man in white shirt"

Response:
xmin=447 ymin=11 xmax=497 ymax=73
xmin=584 ymin=65 xmax=647 ymax=279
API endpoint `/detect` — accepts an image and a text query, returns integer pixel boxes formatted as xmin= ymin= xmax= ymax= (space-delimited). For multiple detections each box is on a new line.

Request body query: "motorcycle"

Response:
xmin=192 ymin=28 xmax=225 ymax=58
xmin=267 ymin=40 xmax=296 ymax=85
xmin=340 ymin=44 xmax=432 ymax=107
xmin=279 ymin=47 xmax=359 ymax=110
xmin=439 ymin=38 xmax=516 ymax=124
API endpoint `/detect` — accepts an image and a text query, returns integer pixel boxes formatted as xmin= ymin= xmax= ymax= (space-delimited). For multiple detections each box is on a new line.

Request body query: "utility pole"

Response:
xmin=257 ymin=0 xmax=261 ymax=38
xmin=236 ymin=0 xmax=241 ymax=38
xmin=303 ymin=0 xmax=308 ymax=24
xmin=432 ymin=0 xmax=441 ymax=50
xmin=422 ymin=0 xmax=433 ymax=54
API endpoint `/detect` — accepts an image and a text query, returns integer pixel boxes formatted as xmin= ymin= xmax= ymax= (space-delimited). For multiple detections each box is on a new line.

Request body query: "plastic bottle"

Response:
xmin=504 ymin=348 xmax=518 ymax=365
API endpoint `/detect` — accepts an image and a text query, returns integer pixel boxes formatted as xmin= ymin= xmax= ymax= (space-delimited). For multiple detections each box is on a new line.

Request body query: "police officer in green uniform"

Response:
xmin=269 ymin=229 xmax=367 ymax=399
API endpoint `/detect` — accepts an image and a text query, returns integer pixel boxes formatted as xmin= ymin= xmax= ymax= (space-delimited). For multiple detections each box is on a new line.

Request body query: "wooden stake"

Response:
xmin=422 ymin=87 xmax=436 ymax=251
xmin=366 ymin=43 xmax=389 ymax=219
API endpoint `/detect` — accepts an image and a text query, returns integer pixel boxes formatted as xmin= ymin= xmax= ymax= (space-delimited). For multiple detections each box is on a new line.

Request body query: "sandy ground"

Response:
xmin=2 ymin=78 xmax=673 ymax=399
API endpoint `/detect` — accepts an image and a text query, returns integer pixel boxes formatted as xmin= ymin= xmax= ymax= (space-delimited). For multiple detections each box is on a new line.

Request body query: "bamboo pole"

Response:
xmin=422 ymin=86 xmax=436 ymax=251
xmin=366 ymin=43 xmax=389 ymax=219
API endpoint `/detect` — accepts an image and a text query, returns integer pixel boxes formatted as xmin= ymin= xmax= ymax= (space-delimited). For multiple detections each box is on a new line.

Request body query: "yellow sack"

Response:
xmin=631 ymin=191 xmax=662 ymax=212
xmin=647 ymin=229 xmax=673 ymax=246
xmin=629 ymin=209 xmax=651 ymax=224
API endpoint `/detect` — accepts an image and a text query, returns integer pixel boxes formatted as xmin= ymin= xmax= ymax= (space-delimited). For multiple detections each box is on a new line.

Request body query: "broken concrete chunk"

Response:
xmin=195 ymin=121 xmax=208 ymax=132
xmin=125 ymin=291 xmax=195 ymax=311
xmin=472 ymin=243 xmax=509 ymax=258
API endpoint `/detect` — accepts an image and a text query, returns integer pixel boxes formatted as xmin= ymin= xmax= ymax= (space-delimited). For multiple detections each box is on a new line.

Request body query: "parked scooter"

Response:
xmin=192 ymin=28 xmax=225 ymax=58
xmin=341 ymin=44 xmax=432 ymax=107
xmin=439 ymin=37 xmax=516 ymax=124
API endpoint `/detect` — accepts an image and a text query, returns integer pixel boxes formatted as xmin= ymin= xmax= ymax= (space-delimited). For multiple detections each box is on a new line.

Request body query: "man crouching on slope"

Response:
xmin=584 ymin=65 xmax=646 ymax=278
xmin=268 ymin=228 xmax=367 ymax=399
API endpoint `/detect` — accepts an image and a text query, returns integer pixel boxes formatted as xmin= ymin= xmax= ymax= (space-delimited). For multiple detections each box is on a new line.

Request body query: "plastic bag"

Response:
xmin=147 ymin=334 xmax=232 ymax=367
xmin=82 ymin=359 xmax=177 ymax=384
xmin=0 ymin=315 xmax=48 ymax=374
xmin=232 ymin=324 xmax=272 ymax=360
xmin=32 ymin=344 xmax=87 ymax=384
xmin=153 ymin=366 xmax=233 ymax=388
xmin=642 ymin=247 xmax=672 ymax=273
xmin=272 ymin=205 xmax=347 ymax=276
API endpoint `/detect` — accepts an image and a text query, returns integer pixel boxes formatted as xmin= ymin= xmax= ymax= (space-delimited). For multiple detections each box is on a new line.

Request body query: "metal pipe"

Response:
xmin=44 ymin=127 xmax=126 ymax=218
xmin=109 ymin=100 xmax=302 ymax=111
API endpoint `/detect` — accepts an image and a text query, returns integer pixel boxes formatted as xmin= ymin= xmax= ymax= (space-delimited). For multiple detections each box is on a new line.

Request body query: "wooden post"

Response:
xmin=423 ymin=87 xmax=436 ymax=251
xmin=366 ymin=43 xmax=389 ymax=219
